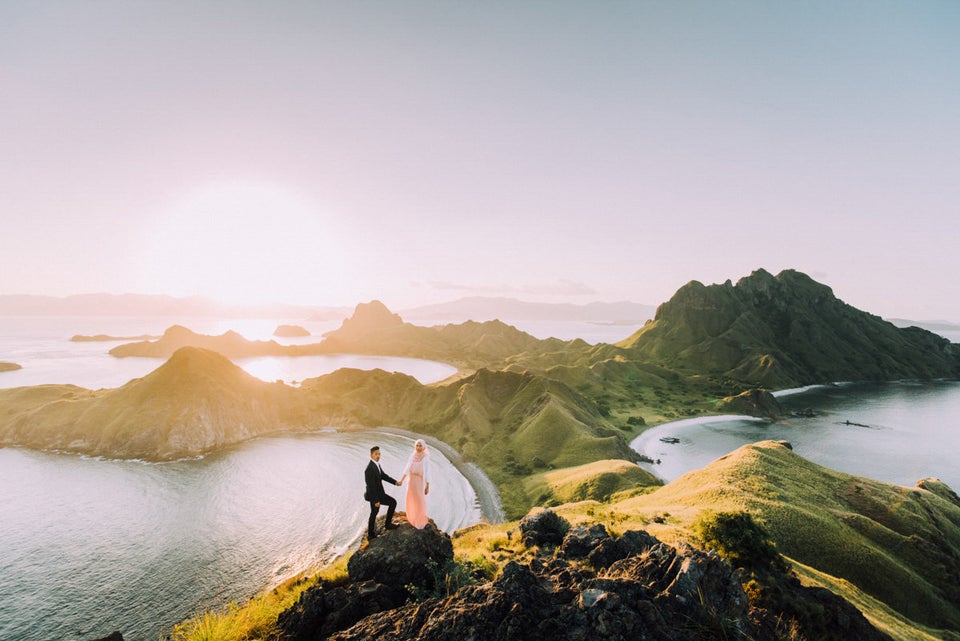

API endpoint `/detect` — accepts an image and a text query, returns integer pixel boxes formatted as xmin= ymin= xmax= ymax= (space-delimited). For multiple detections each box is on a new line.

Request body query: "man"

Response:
xmin=364 ymin=445 xmax=401 ymax=540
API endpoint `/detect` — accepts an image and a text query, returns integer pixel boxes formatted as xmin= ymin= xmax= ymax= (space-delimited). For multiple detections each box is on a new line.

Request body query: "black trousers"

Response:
xmin=367 ymin=494 xmax=397 ymax=539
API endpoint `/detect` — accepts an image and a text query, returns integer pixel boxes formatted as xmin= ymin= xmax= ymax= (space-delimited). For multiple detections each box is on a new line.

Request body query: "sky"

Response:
xmin=2 ymin=1 xmax=959 ymax=321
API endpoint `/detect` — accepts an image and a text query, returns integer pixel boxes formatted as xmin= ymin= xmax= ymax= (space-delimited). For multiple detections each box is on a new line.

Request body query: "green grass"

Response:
xmin=522 ymin=458 xmax=661 ymax=506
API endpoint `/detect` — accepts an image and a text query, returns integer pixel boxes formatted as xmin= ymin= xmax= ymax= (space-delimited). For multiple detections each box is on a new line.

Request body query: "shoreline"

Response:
xmin=374 ymin=426 xmax=506 ymax=525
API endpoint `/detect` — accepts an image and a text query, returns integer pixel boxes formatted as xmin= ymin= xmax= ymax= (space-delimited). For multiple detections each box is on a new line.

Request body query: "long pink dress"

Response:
xmin=403 ymin=455 xmax=430 ymax=529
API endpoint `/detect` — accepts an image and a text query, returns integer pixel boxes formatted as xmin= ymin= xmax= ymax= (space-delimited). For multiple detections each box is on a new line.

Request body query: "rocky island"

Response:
xmin=274 ymin=324 xmax=311 ymax=337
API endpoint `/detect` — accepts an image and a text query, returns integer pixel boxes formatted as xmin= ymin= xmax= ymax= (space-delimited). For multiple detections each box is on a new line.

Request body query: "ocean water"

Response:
xmin=0 ymin=431 xmax=480 ymax=641
xmin=631 ymin=380 xmax=960 ymax=491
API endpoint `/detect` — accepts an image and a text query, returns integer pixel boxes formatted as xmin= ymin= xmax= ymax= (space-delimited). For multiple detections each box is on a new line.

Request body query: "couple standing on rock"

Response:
xmin=364 ymin=439 xmax=432 ymax=540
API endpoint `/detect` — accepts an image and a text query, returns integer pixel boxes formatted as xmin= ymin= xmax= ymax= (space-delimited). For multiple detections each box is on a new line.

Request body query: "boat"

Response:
xmin=659 ymin=436 xmax=680 ymax=444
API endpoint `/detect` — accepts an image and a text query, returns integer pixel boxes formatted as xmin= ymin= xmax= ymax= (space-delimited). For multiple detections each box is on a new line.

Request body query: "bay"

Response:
xmin=0 ymin=430 xmax=481 ymax=641
xmin=631 ymin=380 xmax=960 ymax=491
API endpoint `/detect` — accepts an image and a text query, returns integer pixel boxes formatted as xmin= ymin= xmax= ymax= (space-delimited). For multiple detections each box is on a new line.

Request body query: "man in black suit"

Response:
xmin=364 ymin=445 xmax=401 ymax=540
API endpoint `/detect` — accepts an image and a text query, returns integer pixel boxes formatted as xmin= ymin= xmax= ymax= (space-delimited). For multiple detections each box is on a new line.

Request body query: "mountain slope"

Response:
xmin=618 ymin=269 xmax=959 ymax=388
xmin=0 ymin=347 xmax=302 ymax=458
xmin=615 ymin=440 xmax=960 ymax=636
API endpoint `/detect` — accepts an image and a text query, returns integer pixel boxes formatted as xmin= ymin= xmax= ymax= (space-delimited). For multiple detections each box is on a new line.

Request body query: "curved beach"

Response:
xmin=375 ymin=426 xmax=506 ymax=525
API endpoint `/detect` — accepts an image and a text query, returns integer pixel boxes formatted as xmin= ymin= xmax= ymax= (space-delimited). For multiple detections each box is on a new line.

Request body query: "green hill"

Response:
xmin=618 ymin=269 xmax=959 ymax=388
xmin=522 ymin=458 xmax=661 ymax=506
xmin=299 ymin=366 xmax=640 ymax=516
xmin=0 ymin=347 xmax=302 ymax=458
xmin=610 ymin=440 xmax=960 ymax=638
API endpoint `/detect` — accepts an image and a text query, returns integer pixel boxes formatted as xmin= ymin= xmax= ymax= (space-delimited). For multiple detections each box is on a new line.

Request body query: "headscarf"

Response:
xmin=412 ymin=438 xmax=429 ymax=462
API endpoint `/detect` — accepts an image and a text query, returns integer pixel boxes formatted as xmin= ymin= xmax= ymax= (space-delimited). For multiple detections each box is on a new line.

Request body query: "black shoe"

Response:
xmin=385 ymin=523 xmax=398 ymax=530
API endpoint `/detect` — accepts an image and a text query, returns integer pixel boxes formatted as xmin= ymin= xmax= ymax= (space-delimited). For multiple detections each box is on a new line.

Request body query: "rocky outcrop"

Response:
xmin=518 ymin=508 xmax=570 ymax=546
xmin=324 ymin=300 xmax=404 ymax=339
xmin=277 ymin=513 xmax=454 ymax=641
xmin=346 ymin=517 xmax=454 ymax=592
xmin=292 ymin=514 xmax=892 ymax=641
xmin=719 ymin=388 xmax=782 ymax=419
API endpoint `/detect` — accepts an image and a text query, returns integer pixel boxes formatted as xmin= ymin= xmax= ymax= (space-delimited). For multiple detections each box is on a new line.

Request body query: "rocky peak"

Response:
xmin=327 ymin=301 xmax=404 ymax=339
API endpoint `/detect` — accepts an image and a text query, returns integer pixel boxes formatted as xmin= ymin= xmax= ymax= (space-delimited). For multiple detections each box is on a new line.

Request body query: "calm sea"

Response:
xmin=632 ymin=376 xmax=960 ymax=492
xmin=0 ymin=432 xmax=479 ymax=641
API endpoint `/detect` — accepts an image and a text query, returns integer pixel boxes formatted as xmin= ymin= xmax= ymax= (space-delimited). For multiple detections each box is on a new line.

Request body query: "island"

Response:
xmin=0 ymin=361 xmax=22 ymax=372
xmin=273 ymin=324 xmax=311 ymax=337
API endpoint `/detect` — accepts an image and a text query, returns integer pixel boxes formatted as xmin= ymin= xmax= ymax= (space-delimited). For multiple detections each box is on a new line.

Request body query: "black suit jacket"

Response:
xmin=364 ymin=459 xmax=397 ymax=502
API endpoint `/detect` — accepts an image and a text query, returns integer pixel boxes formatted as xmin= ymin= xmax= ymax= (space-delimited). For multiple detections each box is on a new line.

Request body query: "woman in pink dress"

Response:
xmin=398 ymin=439 xmax=431 ymax=528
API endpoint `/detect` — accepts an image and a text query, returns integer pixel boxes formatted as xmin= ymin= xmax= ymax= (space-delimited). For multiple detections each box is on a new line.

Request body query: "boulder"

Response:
xmin=720 ymin=388 xmax=782 ymax=419
xmin=278 ymin=519 xmax=452 ymax=641
xmin=518 ymin=508 xmax=570 ymax=547
xmin=559 ymin=524 xmax=659 ymax=569
xmin=347 ymin=518 xmax=453 ymax=593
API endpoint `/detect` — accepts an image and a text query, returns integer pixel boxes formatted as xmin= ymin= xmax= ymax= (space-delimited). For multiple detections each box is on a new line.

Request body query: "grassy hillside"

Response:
xmin=522 ymin=458 xmax=661 ymax=506
xmin=300 ymin=367 xmax=641 ymax=516
xmin=0 ymin=348 xmax=303 ymax=458
xmin=607 ymin=440 xmax=960 ymax=636
xmin=618 ymin=269 xmax=960 ymax=388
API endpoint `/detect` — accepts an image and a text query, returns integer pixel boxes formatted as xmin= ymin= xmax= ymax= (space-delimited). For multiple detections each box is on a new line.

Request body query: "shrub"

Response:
xmin=694 ymin=510 xmax=788 ymax=573
xmin=518 ymin=508 xmax=570 ymax=547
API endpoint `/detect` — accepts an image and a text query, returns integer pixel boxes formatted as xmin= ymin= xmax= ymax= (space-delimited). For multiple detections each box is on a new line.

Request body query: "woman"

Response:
xmin=398 ymin=439 xmax=431 ymax=529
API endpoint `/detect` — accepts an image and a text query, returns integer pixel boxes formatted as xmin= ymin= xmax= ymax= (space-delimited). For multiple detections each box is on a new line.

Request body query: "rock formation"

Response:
xmin=277 ymin=511 xmax=892 ymax=641
xmin=277 ymin=513 xmax=454 ymax=641
xmin=719 ymin=388 xmax=782 ymax=418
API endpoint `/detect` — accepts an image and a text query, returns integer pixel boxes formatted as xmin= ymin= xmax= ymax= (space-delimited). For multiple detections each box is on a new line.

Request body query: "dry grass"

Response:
xmin=168 ymin=557 xmax=348 ymax=641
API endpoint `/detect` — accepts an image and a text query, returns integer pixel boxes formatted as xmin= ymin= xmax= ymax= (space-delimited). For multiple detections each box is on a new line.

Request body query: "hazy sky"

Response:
xmin=2 ymin=2 xmax=958 ymax=320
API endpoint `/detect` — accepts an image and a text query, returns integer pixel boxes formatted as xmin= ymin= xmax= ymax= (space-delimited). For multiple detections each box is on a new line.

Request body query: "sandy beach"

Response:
xmin=375 ymin=426 xmax=506 ymax=525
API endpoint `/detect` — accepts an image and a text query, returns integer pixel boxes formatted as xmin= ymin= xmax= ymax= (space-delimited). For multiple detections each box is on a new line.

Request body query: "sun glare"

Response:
xmin=136 ymin=181 xmax=346 ymax=306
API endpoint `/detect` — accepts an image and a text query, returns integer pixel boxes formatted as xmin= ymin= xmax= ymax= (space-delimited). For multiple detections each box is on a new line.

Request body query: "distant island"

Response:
xmin=273 ymin=324 xmax=310 ymax=337
xmin=70 ymin=333 xmax=159 ymax=342
xmin=0 ymin=361 xmax=21 ymax=373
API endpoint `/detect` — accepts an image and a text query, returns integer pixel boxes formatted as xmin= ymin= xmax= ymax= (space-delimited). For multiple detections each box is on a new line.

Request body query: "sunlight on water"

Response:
xmin=0 ymin=431 xmax=480 ymax=641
